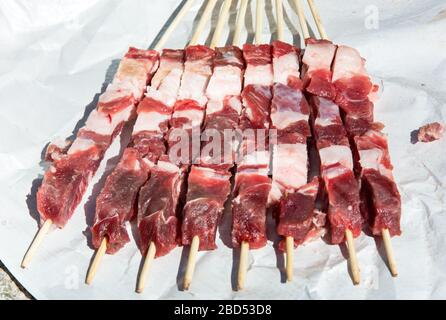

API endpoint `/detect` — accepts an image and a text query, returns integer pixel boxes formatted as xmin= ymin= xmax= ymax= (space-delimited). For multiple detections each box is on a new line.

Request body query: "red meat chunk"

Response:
xmin=232 ymin=172 xmax=271 ymax=249
xmin=417 ymin=122 xmax=444 ymax=142
xmin=182 ymin=166 xmax=231 ymax=251
xmin=362 ymin=169 xmax=401 ymax=237
xmin=37 ymin=146 xmax=105 ymax=228
xmin=91 ymin=148 xmax=149 ymax=254
xmin=323 ymin=164 xmax=363 ymax=244
xmin=138 ymin=160 xmax=184 ymax=257
xmin=277 ymin=178 xmax=319 ymax=245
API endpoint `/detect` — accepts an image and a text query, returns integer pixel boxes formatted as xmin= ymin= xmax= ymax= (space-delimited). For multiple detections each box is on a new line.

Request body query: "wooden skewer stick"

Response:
xmin=136 ymin=0 xmax=217 ymax=293
xmin=154 ymin=0 xmax=197 ymax=51
xmin=255 ymin=0 xmax=265 ymax=45
xmin=295 ymin=0 xmax=362 ymax=286
xmin=21 ymin=219 xmax=53 ymax=268
xmin=382 ymin=228 xmax=397 ymax=277
xmin=238 ymin=0 xmax=267 ymax=291
xmin=345 ymin=229 xmax=360 ymax=285
xmin=275 ymin=0 xmax=285 ymax=41
xmin=189 ymin=0 xmax=218 ymax=46
xmin=183 ymin=235 xmax=200 ymax=290
xmin=305 ymin=0 xmax=397 ymax=281
xmin=210 ymin=0 xmax=232 ymax=49
xmin=237 ymin=241 xmax=249 ymax=290
xmin=274 ymin=0 xmax=294 ymax=283
xmin=293 ymin=0 xmax=310 ymax=39
xmin=306 ymin=0 xmax=328 ymax=40
xmin=85 ymin=237 xmax=107 ymax=285
xmin=232 ymin=0 xmax=248 ymax=46
xmin=285 ymin=236 xmax=294 ymax=282
xmin=136 ymin=241 xmax=157 ymax=293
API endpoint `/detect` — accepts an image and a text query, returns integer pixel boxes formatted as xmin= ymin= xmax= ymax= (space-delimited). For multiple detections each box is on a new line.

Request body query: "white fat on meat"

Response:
xmin=206 ymin=66 xmax=242 ymax=101
xmin=302 ymin=41 xmax=336 ymax=73
xmin=99 ymin=83 xmax=134 ymax=104
xmin=206 ymin=96 xmax=242 ymax=115
xmin=273 ymin=52 xmax=300 ymax=85
xmin=315 ymin=98 xmax=341 ymax=126
xmin=332 ymin=45 xmax=368 ymax=82
xmin=322 ymin=163 xmax=350 ymax=180
xmin=145 ymin=87 xmax=176 ymax=108
xmin=271 ymin=109 xmax=308 ymax=130
xmin=194 ymin=166 xmax=229 ymax=181
xmin=115 ymin=58 xmax=153 ymax=96
xmin=238 ymin=150 xmax=270 ymax=170
xmin=177 ymin=71 xmax=209 ymax=106
xmin=151 ymin=59 xmax=183 ymax=89
xmin=83 ymin=107 xmax=133 ymax=136
xmin=319 ymin=145 xmax=353 ymax=171
xmin=67 ymin=138 xmax=96 ymax=154
xmin=244 ymin=65 xmax=274 ymax=86
xmin=269 ymin=143 xmax=307 ymax=203
xmin=145 ymin=68 xmax=183 ymax=107
xmin=133 ymin=111 xmax=170 ymax=134
xmin=157 ymin=160 xmax=180 ymax=174
xmin=172 ymin=109 xmax=204 ymax=129
xmin=358 ymin=149 xmax=393 ymax=179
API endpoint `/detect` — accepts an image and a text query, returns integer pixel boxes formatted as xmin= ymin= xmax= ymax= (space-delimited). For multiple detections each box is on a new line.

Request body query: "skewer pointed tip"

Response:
xmin=381 ymin=228 xmax=398 ymax=277
xmin=136 ymin=241 xmax=157 ymax=294
xmin=183 ymin=235 xmax=200 ymax=291
xmin=285 ymin=236 xmax=294 ymax=282
xmin=21 ymin=219 xmax=53 ymax=269
xmin=85 ymin=237 xmax=107 ymax=285
xmin=345 ymin=229 xmax=361 ymax=285
xmin=237 ymin=241 xmax=249 ymax=290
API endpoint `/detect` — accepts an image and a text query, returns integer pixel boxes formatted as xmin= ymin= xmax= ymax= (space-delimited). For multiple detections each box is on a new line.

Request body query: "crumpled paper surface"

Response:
xmin=0 ymin=0 xmax=445 ymax=300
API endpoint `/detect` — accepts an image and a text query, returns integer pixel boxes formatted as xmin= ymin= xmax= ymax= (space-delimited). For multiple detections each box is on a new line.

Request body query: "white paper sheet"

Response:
xmin=0 ymin=0 xmax=445 ymax=300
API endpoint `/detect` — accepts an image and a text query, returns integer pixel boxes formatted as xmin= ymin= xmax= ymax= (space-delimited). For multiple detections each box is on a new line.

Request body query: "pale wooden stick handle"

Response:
xmin=136 ymin=241 xmax=157 ymax=293
xmin=285 ymin=236 xmax=294 ymax=282
xmin=293 ymin=0 xmax=310 ymax=39
xmin=189 ymin=0 xmax=218 ymax=45
xmin=232 ymin=0 xmax=248 ymax=46
xmin=255 ymin=0 xmax=264 ymax=45
xmin=154 ymin=0 xmax=197 ymax=51
xmin=345 ymin=229 xmax=360 ymax=285
xmin=275 ymin=0 xmax=285 ymax=42
xmin=183 ymin=235 xmax=200 ymax=290
xmin=210 ymin=0 xmax=232 ymax=49
xmin=85 ymin=237 xmax=107 ymax=285
xmin=237 ymin=241 xmax=249 ymax=290
xmin=21 ymin=219 xmax=53 ymax=268
xmin=382 ymin=228 xmax=398 ymax=277
xmin=306 ymin=0 xmax=328 ymax=39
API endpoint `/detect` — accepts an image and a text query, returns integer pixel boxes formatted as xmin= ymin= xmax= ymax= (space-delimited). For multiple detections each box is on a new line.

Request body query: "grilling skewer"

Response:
xmin=294 ymin=0 xmax=361 ymax=284
xmin=303 ymin=1 xmax=398 ymax=277
xmin=236 ymin=0 xmax=269 ymax=291
xmin=134 ymin=0 xmax=222 ymax=293
xmin=84 ymin=0 xmax=196 ymax=285
xmin=135 ymin=0 xmax=219 ymax=293
xmin=182 ymin=0 xmax=243 ymax=291
xmin=21 ymin=18 xmax=162 ymax=271
xmin=274 ymin=0 xmax=294 ymax=283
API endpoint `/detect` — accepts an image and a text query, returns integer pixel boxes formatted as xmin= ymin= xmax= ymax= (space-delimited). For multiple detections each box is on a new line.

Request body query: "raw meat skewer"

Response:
xmin=275 ymin=0 xmax=294 ymax=281
xmin=236 ymin=0 xmax=272 ymax=290
xmin=305 ymin=0 xmax=400 ymax=278
xmin=295 ymin=0 xmax=361 ymax=284
xmin=22 ymin=49 xmax=159 ymax=268
xmin=81 ymin=0 xmax=195 ymax=284
xmin=182 ymin=0 xmax=239 ymax=290
xmin=136 ymin=0 xmax=220 ymax=293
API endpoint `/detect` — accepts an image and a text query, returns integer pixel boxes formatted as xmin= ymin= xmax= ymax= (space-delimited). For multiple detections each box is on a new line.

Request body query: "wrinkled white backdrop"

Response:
xmin=0 ymin=0 xmax=445 ymax=299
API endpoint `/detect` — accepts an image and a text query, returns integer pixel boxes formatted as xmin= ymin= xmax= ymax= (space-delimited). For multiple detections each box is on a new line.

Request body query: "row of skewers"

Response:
xmin=22 ymin=0 xmax=401 ymax=293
